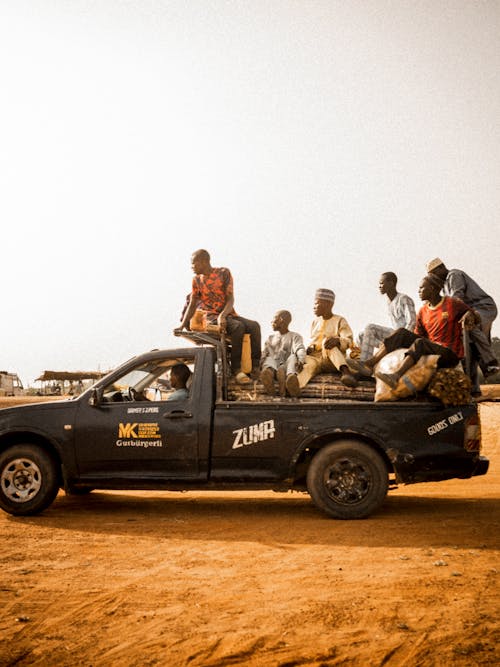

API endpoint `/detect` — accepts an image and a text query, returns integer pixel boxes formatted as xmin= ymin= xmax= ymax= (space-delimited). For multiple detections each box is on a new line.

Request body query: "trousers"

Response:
xmin=262 ymin=354 xmax=300 ymax=376
xmin=297 ymin=347 xmax=347 ymax=389
xmin=358 ymin=323 xmax=393 ymax=360
xmin=224 ymin=315 xmax=261 ymax=373
xmin=383 ymin=328 xmax=460 ymax=369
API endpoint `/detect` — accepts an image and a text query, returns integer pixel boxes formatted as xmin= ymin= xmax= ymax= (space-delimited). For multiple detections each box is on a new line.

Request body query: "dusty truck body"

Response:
xmin=0 ymin=333 xmax=488 ymax=519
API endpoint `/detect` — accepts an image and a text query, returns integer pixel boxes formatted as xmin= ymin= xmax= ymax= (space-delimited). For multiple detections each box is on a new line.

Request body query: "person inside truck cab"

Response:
xmin=348 ymin=273 xmax=480 ymax=389
xmin=297 ymin=288 xmax=358 ymax=389
xmin=166 ymin=363 xmax=191 ymax=401
xmin=175 ymin=249 xmax=261 ymax=386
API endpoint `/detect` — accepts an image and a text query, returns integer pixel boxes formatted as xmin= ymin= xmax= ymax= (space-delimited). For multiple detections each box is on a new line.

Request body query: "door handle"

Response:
xmin=163 ymin=411 xmax=193 ymax=419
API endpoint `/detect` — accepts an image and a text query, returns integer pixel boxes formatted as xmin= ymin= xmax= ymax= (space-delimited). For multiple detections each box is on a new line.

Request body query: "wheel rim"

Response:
xmin=1 ymin=457 xmax=42 ymax=503
xmin=323 ymin=457 xmax=372 ymax=505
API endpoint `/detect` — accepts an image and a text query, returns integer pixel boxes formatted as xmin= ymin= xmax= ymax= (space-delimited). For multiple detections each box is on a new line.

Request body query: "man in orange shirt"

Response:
xmin=349 ymin=274 xmax=479 ymax=389
xmin=176 ymin=249 xmax=261 ymax=385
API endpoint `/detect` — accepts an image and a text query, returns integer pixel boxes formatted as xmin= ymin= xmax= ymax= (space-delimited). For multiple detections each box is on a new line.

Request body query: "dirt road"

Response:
xmin=0 ymin=399 xmax=499 ymax=666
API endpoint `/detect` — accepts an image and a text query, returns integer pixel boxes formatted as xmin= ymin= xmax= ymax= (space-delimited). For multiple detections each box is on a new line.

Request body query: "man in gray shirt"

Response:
xmin=427 ymin=258 xmax=499 ymax=391
xmin=260 ymin=310 xmax=306 ymax=397
xmin=357 ymin=272 xmax=416 ymax=361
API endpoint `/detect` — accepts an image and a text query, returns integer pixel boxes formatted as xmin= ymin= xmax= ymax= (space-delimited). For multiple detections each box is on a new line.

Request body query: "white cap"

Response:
xmin=426 ymin=257 xmax=444 ymax=272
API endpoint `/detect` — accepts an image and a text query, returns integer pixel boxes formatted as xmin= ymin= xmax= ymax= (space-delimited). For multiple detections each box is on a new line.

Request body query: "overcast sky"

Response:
xmin=2 ymin=0 xmax=499 ymax=385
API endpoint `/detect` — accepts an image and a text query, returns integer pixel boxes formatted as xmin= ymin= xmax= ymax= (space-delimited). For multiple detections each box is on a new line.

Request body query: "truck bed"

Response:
xmin=228 ymin=373 xmax=377 ymax=402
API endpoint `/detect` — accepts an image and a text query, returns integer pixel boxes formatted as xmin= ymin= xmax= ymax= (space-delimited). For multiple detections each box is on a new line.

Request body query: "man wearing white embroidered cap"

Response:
xmin=298 ymin=288 xmax=358 ymax=389
xmin=426 ymin=258 xmax=499 ymax=392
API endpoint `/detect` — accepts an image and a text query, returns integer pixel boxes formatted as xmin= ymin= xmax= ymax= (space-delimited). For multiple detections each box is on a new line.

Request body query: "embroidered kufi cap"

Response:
xmin=315 ymin=288 xmax=335 ymax=303
xmin=426 ymin=257 xmax=445 ymax=272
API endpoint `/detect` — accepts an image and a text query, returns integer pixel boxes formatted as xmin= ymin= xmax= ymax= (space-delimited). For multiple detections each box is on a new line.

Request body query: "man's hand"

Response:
xmin=296 ymin=360 xmax=304 ymax=372
xmin=324 ymin=336 xmax=340 ymax=350
xmin=306 ymin=345 xmax=315 ymax=355
xmin=174 ymin=322 xmax=191 ymax=335
xmin=460 ymin=311 xmax=478 ymax=331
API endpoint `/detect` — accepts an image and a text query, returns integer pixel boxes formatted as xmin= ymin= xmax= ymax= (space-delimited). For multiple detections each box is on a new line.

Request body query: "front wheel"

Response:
xmin=0 ymin=444 xmax=60 ymax=516
xmin=307 ymin=440 xmax=388 ymax=519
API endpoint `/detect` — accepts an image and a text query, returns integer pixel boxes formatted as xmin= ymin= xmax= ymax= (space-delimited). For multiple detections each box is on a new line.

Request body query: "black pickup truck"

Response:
xmin=0 ymin=333 xmax=488 ymax=519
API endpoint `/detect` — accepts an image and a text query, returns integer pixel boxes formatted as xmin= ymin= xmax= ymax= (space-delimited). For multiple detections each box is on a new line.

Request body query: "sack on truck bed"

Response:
xmin=374 ymin=349 xmax=440 ymax=402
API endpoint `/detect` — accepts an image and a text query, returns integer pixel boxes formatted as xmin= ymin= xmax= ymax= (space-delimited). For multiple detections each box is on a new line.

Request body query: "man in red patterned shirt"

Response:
xmin=176 ymin=249 xmax=261 ymax=385
xmin=349 ymin=274 xmax=480 ymax=389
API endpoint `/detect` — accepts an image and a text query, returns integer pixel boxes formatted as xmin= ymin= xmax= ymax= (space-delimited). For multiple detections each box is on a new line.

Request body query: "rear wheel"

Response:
xmin=307 ymin=440 xmax=388 ymax=519
xmin=0 ymin=444 xmax=60 ymax=516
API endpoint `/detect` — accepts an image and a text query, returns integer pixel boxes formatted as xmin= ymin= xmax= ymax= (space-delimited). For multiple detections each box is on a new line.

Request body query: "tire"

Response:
xmin=307 ymin=440 xmax=388 ymax=519
xmin=0 ymin=444 xmax=60 ymax=516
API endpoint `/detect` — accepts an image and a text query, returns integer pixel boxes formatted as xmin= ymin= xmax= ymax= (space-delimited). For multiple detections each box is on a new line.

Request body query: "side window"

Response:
xmin=101 ymin=358 xmax=196 ymax=403
xmin=150 ymin=361 xmax=194 ymax=403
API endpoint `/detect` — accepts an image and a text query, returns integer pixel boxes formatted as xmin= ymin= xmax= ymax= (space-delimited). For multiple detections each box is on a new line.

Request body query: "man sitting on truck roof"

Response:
xmin=357 ymin=272 xmax=416 ymax=361
xmin=426 ymin=257 xmax=499 ymax=395
xmin=297 ymin=288 xmax=358 ymax=389
xmin=348 ymin=274 xmax=480 ymax=389
xmin=175 ymin=249 xmax=261 ymax=385
xmin=260 ymin=310 xmax=306 ymax=397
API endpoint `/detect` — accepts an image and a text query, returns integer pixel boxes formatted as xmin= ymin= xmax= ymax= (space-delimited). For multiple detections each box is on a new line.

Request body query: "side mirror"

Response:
xmin=89 ymin=387 xmax=102 ymax=407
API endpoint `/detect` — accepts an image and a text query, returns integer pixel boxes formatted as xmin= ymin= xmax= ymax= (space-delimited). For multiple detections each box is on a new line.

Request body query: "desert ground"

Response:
xmin=0 ymin=393 xmax=499 ymax=666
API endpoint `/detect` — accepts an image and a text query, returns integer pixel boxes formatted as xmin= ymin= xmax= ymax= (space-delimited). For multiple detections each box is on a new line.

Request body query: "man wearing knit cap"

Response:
xmin=297 ymin=288 xmax=358 ymax=389
xmin=349 ymin=274 xmax=480 ymax=389
xmin=426 ymin=258 xmax=499 ymax=391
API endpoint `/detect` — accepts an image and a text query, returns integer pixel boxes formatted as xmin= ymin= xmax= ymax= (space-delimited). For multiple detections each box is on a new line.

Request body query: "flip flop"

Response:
xmin=236 ymin=371 xmax=252 ymax=386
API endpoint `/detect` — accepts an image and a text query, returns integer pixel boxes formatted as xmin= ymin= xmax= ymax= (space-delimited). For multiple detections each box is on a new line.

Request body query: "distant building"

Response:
xmin=35 ymin=370 xmax=105 ymax=396
xmin=0 ymin=372 xmax=24 ymax=396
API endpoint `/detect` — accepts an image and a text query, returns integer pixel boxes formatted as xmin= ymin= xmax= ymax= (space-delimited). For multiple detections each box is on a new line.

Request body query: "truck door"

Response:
xmin=72 ymin=351 xmax=212 ymax=480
